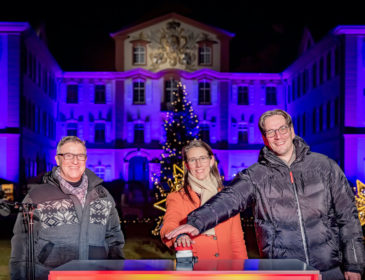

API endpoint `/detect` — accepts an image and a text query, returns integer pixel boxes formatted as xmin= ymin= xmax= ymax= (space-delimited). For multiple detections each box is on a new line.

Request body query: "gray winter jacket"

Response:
xmin=187 ymin=137 xmax=364 ymax=273
xmin=10 ymin=167 xmax=125 ymax=280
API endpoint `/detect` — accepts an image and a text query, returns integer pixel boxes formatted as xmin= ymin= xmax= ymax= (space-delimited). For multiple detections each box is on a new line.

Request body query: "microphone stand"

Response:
xmin=4 ymin=201 xmax=38 ymax=280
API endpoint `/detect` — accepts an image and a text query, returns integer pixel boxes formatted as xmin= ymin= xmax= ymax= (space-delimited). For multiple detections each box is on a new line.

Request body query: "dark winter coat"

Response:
xmin=9 ymin=167 xmax=124 ymax=280
xmin=187 ymin=136 xmax=364 ymax=273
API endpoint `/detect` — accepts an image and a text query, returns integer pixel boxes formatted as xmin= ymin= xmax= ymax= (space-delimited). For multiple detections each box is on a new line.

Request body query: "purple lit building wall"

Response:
xmin=1 ymin=15 xmax=365 ymax=191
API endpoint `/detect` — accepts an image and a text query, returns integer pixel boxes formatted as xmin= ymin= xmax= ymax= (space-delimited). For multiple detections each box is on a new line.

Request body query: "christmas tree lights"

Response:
xmin=151 ymin=82 xmax=200 ymax=235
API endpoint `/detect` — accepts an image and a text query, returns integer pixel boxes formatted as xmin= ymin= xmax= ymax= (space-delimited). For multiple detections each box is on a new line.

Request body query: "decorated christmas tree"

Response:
xmin=151 ymin=82 xmax=200 ymax=235
xmin=159 ymin=82 xmax=200 ymax=186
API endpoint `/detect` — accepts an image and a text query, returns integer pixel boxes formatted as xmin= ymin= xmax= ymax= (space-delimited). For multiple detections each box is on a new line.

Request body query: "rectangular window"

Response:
xmin=32 ymin=56 xmax=36 ymax=83
xmin=327 ymin=102 xmax=331 ymax=129
xmin=28 ymin=52 xmax=32 ymax=78
xmin=319 ymin=106 xmax=323 ymax=132
xmin=335 ymin=47 xmax=340 ymax=75
xmin=95 ymin=123 xmax=105 ymax=143
xmin=238 ymin=124 xmax=248 ymax=144
xmin=133 ymin=81 xmax=145 ymax=104
xmin=67 ymin=123 xmax=78 ymax=136
xmin=66 ymin=85 xmax=78 ymax=104
xmin=265 ymin=87 xmax=277 ymax=105
xmin=335 ymin=98 xmax=339 ymax=126
xmin=297 ymin=75 xmax=301 ymax=98
xmin=42 ymin=112 xmax=47 ymax=136
xmin=302 ymin=70 xmax=308 ymax=94
xmin=237 ymin=86 xmax=249 ymax=105
xmin=319 ymin=57 xmax=324 ymax=84
xmin=134 ymin=124 xmax=144 ymax=144
xmin=312 ymin=63 xmax=317 ymax=89
xmin=37 ymin=62 xmax=42 ymax=87
xmin=327 ymin=52 xmax=332 ymax=80
xmin=198 ymin=46 xmax=212 ymax=65
xmin=198 ymin=82 xmax=211 ymax=105
xmin=133 ymin=45 xmax=145 ymax=65
xmin=200 ymin=124 xmax=210 ymax=143
xmin=165 ymin=79 xmax=178 ymax=103
xmin=95 ymin=85 xmax=106 ymax=104
xmin=95 ymin=166 xmax=105 ymax=180
xmin=312 ymin=108 xmax=317 ymax=133
xmin=296 ymin=116 xmax=301 ymax=136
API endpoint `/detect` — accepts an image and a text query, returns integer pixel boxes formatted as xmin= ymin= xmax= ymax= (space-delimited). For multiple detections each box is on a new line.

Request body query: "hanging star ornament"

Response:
xmin=153 ymin=164 xmax=184 ymax=212
xmin=151 ymin=164 xmax=184 ymax=235
xmin=355 ymin=179 xmax=365 ymax=226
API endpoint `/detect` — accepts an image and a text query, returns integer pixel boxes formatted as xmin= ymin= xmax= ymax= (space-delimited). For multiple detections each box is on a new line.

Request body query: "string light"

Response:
xmin=151 ymin=82 xmax=200 ymax=235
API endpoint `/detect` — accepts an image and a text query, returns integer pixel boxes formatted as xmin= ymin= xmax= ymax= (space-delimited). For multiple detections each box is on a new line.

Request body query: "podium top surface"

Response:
xmin=53 ymin=259 xmax=318 ymax=272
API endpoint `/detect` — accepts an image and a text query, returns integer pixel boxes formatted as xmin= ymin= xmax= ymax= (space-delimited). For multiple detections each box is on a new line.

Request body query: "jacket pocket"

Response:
xmin=38 ymin=241 xmax=55 ymax=264
xmin=89 ymin=245 xmax=108 ymax=259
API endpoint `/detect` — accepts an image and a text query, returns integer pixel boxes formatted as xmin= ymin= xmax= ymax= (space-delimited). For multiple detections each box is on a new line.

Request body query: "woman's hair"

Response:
xmin=181 ymin=139 xmax=223 ymax=203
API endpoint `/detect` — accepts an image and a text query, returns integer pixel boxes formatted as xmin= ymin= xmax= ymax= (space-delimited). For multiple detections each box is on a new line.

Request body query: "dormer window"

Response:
xmin=133 ymin=45 xmax=146 ymax=65
xmin=198 ymin=45 xmax=212 ymax=65
xmin=197 ymin=36 xmax=216 ymax=66
xmin=130 ymin=37 xmax=149 ymax=66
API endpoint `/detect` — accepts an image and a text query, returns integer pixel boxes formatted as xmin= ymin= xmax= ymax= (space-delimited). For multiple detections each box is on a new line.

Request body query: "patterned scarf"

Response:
xmin=188 ymin=172 xmax=218 ymax=236
xmin=55 ymin=167 xmax=88 ymax=207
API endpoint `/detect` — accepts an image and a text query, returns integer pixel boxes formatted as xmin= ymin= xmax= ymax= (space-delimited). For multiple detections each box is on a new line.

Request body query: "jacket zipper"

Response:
xmin=352 ymin=240 xmax=358 ymax=263
xmin=289 ymin=170 xmax=309 ymax=264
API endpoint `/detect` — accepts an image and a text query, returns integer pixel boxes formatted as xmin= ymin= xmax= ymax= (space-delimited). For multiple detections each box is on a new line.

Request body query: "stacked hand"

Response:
xmin=174 ymin=234 xmax=195 ymax=248
xmin=166 ymin=224 xmax=199 ymax=248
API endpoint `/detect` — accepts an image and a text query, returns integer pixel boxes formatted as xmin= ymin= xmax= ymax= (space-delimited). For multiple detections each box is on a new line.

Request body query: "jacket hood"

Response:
xmin=42 ymin=166 xmax=103 ymax=189
xmin=258 ymin=136 xmax=311 ymax=166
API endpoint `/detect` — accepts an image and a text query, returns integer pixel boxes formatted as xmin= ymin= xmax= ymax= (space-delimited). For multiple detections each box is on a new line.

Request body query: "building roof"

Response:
xmin=110 ymin=12 xmax=235 ymax=39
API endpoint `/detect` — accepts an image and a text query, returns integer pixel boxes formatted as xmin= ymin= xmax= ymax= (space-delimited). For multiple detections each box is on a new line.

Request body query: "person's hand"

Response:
xmin=174 ymin=234 xmax=195 ymax=248
xmin=165 ymin=224 xmax=199 ymax=239
xmin=344 ymin=271 xmax=361 ymax=280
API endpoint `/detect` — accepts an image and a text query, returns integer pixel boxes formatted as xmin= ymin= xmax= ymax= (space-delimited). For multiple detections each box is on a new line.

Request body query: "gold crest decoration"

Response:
xmin=151 ymin=164 xmax=184 ymax=236
xmin=355 ymin=179 xmax=365 ymax=226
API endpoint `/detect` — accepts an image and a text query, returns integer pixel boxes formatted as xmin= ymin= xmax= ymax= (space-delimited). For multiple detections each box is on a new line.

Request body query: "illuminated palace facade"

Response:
xmin=1 ymin=14 xmax=365 ymax=190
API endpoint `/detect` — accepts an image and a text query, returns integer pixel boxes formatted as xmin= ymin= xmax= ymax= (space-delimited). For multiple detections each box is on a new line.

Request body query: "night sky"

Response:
xmin=1 ymin=1 xmax=364 ymax=72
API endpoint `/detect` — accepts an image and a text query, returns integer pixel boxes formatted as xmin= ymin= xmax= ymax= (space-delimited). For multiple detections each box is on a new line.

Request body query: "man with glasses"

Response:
xmin=10 ymin=136 xmax=125 ymax=280
xmin=166 ymin=109 xmax=364 ymax=280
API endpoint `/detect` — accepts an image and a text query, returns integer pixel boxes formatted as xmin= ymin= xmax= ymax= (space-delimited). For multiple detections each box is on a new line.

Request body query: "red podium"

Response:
xmin=49 ymin=259 xmax=321 ymax=280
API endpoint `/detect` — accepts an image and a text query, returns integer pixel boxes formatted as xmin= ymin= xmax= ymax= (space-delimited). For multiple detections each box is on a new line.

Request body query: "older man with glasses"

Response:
xmin=10 ymin=136 xmax=125 ymax=280
xmin=166 ymin=109 xmax=364 ymax=280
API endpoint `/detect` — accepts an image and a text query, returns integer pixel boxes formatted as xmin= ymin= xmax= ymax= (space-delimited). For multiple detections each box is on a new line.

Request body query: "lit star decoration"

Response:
xmin=151 ymin=82 xmax=200 ymax=235
xmin=354 ymin=179 xmax=365 ymax=226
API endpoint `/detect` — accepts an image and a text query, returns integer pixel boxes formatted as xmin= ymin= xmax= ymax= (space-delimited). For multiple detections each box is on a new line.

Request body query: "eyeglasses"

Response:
xmin=57 ymin=153 xmax=87 ymax=161
xmin=186 ymin=155 xmax=210 ymax=165
xmin=265 ymin=125 xmax=290 ymax=138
